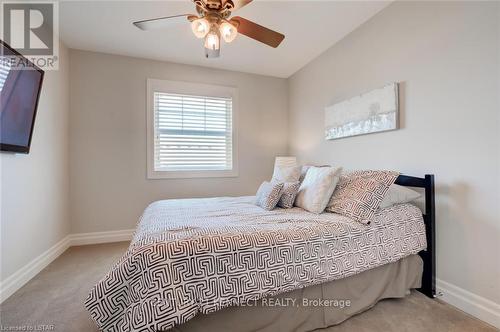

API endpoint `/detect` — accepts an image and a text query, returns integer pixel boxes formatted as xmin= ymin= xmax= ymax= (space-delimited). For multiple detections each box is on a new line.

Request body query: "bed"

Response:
xmin=85 ymin=174 xmax=436 ymax=332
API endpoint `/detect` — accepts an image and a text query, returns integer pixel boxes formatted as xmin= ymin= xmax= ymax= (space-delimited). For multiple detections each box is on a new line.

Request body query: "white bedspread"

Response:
xmin=85 ymin=196 xmax=426 ymax=331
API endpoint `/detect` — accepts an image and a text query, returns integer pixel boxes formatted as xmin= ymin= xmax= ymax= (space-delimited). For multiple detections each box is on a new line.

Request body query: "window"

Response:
xmin=147 ymin=79 xmax=238 ymax=179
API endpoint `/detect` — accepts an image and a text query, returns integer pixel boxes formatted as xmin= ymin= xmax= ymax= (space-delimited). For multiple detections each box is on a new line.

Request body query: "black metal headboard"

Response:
xmin=395 ymin=174 xmax=436 ymax=298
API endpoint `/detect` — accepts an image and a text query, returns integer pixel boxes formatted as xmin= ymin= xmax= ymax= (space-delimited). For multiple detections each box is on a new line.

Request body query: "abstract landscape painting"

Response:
xmin=325 ymin=83 xmax=399 ymax=140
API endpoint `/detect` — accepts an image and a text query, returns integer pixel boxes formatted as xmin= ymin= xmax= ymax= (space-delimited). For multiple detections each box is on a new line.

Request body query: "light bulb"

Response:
xmin=204 ymin=28 xmax=221 ymax=58
xmin=191 ymin=18 xmax=209 ymax=38
xmin=219 ymin=21 xmax=238 ymax=43
xmin=205 ymin=33 xmax=219 ymax=49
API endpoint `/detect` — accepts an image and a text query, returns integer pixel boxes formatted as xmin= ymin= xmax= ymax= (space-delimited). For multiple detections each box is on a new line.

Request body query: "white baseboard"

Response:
xmin=0 ymin=229 xmax=135 ymax=304
xmin=437 ymin=278 xmax=500 ymax=329
xmin=0 ymin=236 xmax=71 ymax=303
xmin=69 ymin=229 xmax=135 ymax=246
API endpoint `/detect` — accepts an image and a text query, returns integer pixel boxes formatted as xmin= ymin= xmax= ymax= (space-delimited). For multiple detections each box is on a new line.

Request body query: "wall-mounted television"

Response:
xmin=0 ymin=40 xmax=44 ymax=153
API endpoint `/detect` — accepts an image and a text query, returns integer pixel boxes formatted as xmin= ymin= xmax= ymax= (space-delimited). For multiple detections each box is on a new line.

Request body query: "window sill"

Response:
xmin=147 ymin=169 xmax=239 ymax=180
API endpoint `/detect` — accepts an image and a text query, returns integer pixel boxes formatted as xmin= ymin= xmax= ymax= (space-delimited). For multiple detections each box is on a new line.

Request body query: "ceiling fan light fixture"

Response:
xmin=219 ymin=21 xmax=238 ymax=43
xmin=133 ymin=0 xmax=285 ymax=58
xmin=191 ymin=17 xmax=209 ymax=38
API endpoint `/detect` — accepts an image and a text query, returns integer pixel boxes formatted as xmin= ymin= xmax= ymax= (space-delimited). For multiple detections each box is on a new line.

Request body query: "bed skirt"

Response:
xmin=171 ymin=254 xmax=423 ymax=332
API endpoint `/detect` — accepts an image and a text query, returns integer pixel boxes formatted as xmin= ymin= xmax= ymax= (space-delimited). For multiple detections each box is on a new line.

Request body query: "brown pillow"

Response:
xmin=277 ymin=182 xmax=300 ymax=209
xmin=326 ymin=170 xmax=399 ymax=224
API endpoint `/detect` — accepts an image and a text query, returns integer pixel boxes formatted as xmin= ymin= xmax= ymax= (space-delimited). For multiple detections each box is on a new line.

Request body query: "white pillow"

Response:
xmin=379 ymin=184 xmax=421 ymax=208
xmin=272 ymin=165 xmax=301 ymax=183
xmin=299 ymin=165 xmax=330 ymax=183
xmin=294 ymin=166 xmax=343 ymax=214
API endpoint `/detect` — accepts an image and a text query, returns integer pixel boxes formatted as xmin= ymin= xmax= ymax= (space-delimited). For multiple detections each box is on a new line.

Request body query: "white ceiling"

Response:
xmin=60 ymin=1 xmax=390 ymax=78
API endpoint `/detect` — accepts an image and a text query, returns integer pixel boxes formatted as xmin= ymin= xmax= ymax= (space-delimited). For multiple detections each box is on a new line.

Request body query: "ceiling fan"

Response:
xmin=133 ymin=0 xmax=285 ymax=58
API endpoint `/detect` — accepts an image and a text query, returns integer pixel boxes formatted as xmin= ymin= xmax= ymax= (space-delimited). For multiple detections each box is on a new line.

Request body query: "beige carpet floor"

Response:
xmin=0 ymin=242 xmax=497 ymax=332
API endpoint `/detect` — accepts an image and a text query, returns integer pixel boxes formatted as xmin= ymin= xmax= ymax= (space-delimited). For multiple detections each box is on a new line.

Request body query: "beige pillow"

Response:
xmin=379 ymin=184 xmax=421 ymax=208
xmin=272 ymin=165 xmax=301 ymax=183
xmin=255 ymin=181 xmax=284 ymax=210
xmin=326 ymin=170 xmax=399 ymax=224
xmin=299 ymin=165 xmax=311 ymax=183
xmin=295 ymin=166 xmax=343 ymax=214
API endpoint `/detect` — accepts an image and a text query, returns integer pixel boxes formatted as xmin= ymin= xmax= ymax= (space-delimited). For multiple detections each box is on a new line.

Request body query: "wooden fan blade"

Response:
xmin=228 ymin=0 xmax=253 ymax=11
xmin=230 ymin=16 xmax=284 ymax=48
xmin=133 ymin=14 xmax=195 ymax=31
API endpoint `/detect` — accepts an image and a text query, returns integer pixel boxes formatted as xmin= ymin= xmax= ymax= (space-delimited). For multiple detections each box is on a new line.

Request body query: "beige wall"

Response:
xmin=69 ymin=50 xmax=288 ymax=233
xmin=1 ymin=44 xmax=70 ymax=280
xmin=288 ymin=1 xmax=500 ymax=304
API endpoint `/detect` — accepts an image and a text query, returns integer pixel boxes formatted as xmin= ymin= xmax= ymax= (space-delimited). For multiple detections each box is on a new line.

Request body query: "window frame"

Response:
xmin=146 ymin=79 xmax=238 ymax=179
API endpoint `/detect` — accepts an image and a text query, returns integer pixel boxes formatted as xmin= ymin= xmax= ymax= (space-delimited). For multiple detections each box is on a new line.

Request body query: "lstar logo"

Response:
xmin=1 ymin=1 xmax=59 ymax=70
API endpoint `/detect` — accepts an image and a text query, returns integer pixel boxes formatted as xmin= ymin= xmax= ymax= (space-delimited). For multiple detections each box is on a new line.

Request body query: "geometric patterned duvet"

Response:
xmin=85 ymin=196 xmax=426 ymax=331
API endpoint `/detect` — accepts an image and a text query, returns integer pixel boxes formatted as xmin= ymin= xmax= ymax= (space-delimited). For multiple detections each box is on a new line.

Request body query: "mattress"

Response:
xmin=85 ymin=196 xmax=427 ymax=332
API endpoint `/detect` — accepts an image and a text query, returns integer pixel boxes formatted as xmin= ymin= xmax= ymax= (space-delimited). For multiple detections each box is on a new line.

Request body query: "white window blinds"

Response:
xmin=153 ymin=92 xmax=233 ymax=172
xmin=0 ymin=62 xmax=11 ymax=92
